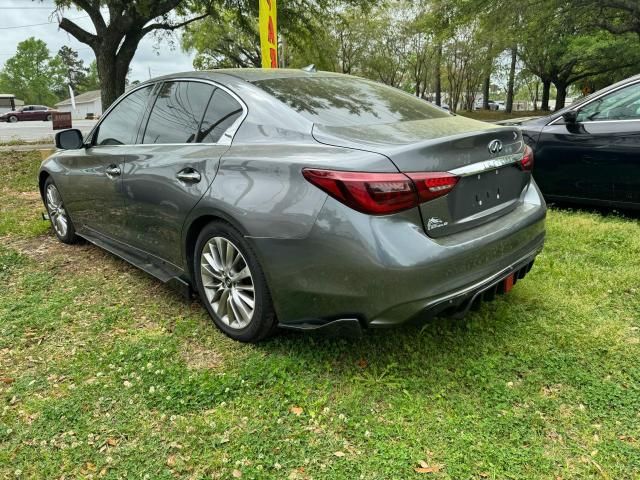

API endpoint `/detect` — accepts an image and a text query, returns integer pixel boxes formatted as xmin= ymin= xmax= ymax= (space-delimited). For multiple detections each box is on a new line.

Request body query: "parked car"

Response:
xmin=519 ymin=74 xmax=640 ymax=209
xmin=39 ymin=69 xmax=546 ymax=342
xmin=1 ymin=105 xmax=57 ymax=122
xmin=474 ymin=99 xmax=500 ymax=111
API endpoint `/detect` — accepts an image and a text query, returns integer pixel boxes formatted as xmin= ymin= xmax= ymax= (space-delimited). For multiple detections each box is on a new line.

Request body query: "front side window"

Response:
xmin=577 ymin=82 xmax=640 ymax=122
xmin=95 ymin=86 xmax=152 ymax=146
xmin=197 ymin=89 xmax=243 ymax=143
xmin=143 ymin=81 xmax=214 ymax=144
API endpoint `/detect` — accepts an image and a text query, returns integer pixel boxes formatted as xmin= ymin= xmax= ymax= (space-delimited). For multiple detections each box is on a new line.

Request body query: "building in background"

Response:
xmin=0 ymin=94 xmax=24 ymax=114
xmin=55 ymin=90 xmax=102 ymax=119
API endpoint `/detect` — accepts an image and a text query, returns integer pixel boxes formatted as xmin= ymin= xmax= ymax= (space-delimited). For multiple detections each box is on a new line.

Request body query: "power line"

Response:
xmin=0 ymin=15 xmax=88 ymax=30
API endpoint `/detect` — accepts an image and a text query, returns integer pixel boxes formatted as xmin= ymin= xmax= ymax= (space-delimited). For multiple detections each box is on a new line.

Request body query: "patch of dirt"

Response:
xmin=3 ymin=234 xmax=136 ymax=277
xmin=179 ymin=339 xmax=223 ymax=370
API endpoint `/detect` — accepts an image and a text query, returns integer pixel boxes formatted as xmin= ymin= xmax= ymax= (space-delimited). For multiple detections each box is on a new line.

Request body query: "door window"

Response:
xmin=95 ymin=86 xmax=153 ymax=146
xmin=142 ymin=81 xmax=214 ymax=144
xmin=577 ymin=82 xmax=640 ymax=122
xmin=197 ymin=88 xmax=244 ymax=143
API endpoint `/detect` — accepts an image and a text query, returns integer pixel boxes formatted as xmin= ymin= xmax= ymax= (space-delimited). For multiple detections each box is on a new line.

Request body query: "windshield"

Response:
xmin=253 ymin=76 xmax=450 ymax=127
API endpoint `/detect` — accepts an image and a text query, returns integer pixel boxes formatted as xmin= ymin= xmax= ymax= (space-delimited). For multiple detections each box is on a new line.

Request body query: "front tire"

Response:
xmin=8 ymin=115 xmax=17 ymax=123
xmin=193 ymin=221 xmax=277 ymax=342
xmin=44 ymin=177 xmax=79 ymax=244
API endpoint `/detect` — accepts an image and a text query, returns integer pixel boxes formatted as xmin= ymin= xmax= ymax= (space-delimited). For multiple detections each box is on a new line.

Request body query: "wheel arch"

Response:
xmin=38 ymin=170 xmax=51 ymax=200
xmin=182 ymin=210 xmax=250 ymax=283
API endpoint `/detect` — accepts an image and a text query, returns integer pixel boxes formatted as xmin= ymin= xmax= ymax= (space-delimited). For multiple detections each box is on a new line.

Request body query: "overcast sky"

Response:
xmin=0 ymin=0 xmax=196 ymax=82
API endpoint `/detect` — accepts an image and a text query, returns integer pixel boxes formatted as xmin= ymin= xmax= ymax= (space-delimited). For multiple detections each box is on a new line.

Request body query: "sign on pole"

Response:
xmin=52 ymin=111 xmax=72 ymax=130
xmin=259 ymin=0 xmax=277 ymax=68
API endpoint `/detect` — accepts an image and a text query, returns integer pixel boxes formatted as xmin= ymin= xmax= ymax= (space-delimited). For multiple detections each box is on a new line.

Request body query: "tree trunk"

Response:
xmin=533 ymin=82 xmax=539 ymax=111
xmin=506 ymin=45 xmax=517 ymax=113
xmin=554 ymin=82 xmax=568 ymax=110
xmin=482 ymin=41 xmax=493 ymax=109
xmin=541 ymin=79 xmax=551 ymax=111
xmin=434 ymin=43 xmax=442 ymax=106
xmin=482 ymin=75 xmax=490 ymax=109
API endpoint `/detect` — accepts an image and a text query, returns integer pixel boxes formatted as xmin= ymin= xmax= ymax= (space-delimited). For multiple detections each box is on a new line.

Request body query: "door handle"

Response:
xmin=176 ymin=168 xmax=201 ymax=183
xmin=105 ymin=165 xmax=121 ymax=177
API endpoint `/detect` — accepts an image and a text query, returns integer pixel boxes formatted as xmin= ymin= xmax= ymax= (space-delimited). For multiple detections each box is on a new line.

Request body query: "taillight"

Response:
xmin=518 ymin=145 xmax=534 ymax=171
xmin=405 ymin=172 xmax=459 ymax=203
xmin=302 ymin=168 xmax=459 ymax=215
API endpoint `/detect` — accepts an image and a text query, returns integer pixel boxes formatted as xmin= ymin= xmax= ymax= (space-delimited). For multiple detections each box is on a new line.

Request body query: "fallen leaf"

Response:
xmin=357 ymin=358 xmax=368 ymax=368
xmin=106 ymin=438 xmax=118 ymax=446
xmin=334 ymin=451 xmax=345 ymax=457
xmin=232 ymin=469 xmax=242 ymax=478
xmin=166 ymin=454 xmax=176 ymax=467
xmin=414 ymin=463 xmax=442 ymax=474
xmin=290 ymin=406 xmax=303 ymax=416
xmin=0 ymin=377 xmax=14 ymax=384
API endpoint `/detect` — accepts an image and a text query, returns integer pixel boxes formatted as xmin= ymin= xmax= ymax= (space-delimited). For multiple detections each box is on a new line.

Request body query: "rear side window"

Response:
xmin=197 ymin=89 xmax=243 ymax=143
xmin=253 ymin=76 xmax=449 ymax=127
xmin=143 ymin=81 xmax=214 ymax=144
xmin=95 ymin=86 xmax=152 ymax=146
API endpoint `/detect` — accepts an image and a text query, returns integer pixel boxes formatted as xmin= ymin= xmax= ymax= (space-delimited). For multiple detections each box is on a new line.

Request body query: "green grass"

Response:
xmin=1 ymin=152 xmax=639 ymax=479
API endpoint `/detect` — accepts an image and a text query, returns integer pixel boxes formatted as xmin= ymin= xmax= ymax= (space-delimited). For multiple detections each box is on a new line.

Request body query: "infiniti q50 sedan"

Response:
xmin=40 ymin=69 xmax=546 ymax=342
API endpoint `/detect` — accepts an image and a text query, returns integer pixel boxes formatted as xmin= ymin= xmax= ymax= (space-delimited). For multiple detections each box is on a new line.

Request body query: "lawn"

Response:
xmin=1 ymin=151 xmax=639 ymax=479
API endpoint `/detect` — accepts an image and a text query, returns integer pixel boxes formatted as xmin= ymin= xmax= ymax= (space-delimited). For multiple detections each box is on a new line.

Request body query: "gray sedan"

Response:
xmin=40 ymin=69 xmax=546 ymax=342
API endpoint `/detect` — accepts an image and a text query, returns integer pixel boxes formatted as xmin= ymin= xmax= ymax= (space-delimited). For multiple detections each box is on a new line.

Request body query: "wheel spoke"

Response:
xmin=229 ymin=266 xmax=250 ymax=282
xmin=214 ymin=238 xmax=226 ymax=269
xmin=235 ymin=290 xmax=255 ymax=309
xmin=231 ymin=290 xmax=252 ymax=322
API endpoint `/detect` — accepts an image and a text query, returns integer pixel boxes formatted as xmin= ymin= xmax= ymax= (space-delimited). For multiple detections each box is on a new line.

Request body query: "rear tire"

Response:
xmin=43 ymin=177 xmax=79 ymax=244
xmin=45 ymin=114 xmax=52 ymax=121
xmin=193 ymin=221 xmax=277 ymax=342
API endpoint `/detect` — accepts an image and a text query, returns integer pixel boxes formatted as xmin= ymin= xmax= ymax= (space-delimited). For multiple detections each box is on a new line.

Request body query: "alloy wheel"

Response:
xmin=45 ymin=184 xmax=69 ymax=238
xmin=200 ymin=237 xmax=256 ymax=329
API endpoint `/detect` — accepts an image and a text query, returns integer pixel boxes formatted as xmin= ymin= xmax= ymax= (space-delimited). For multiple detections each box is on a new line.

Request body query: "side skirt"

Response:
xmin=77 ymin=228 xmax=194 ymax=299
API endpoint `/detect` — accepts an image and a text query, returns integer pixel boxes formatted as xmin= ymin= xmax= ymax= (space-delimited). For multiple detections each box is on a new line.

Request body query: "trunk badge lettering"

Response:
xmin=488 ymin=139 xmax=503 ymax=155
xmin=427 ymin=217 xmax=448 ymax=231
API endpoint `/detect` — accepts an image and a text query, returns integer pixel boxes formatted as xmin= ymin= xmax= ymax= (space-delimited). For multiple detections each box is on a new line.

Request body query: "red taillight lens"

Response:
xmin=302 ymin=168 xmax=459 ymax=215
xmin=405 ymin=172 xmax=459 ymax=203
xmin=519 ymin=145 xmax=534 ymax=171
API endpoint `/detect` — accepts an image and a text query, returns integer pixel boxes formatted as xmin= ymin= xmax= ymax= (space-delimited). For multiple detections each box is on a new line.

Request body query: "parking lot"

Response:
xmin=0 ymin=119 xmax=97 ymax=143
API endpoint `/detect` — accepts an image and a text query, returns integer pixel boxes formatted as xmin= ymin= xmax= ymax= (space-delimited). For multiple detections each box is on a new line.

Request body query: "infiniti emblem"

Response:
xmin=488 ymin=139 xmax=503 ymax=155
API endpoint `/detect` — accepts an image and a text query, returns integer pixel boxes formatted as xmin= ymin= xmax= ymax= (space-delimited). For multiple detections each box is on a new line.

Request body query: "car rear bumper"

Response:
xmin=250 ymin=179 xmax=546 ymax=330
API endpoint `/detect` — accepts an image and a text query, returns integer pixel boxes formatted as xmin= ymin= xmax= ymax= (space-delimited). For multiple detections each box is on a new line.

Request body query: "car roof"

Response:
xmin=138 ymin=68 xmax=345 ymax=87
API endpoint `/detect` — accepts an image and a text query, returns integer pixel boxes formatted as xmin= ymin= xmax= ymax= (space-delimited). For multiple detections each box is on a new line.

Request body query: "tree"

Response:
xmin=79 ymin=60 xmax=100 ymax=93
xmin=51 ymin=0 xmax=214 ymax=109
xmin=0 ymin=37 xmax=64 ymax=105
xmin=55 ymin=46 xmax=88 ymax=93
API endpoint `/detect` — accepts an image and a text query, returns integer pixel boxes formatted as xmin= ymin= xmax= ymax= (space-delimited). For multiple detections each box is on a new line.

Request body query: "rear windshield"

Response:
xmin=253 ymin=76 xmax=450 ymax=127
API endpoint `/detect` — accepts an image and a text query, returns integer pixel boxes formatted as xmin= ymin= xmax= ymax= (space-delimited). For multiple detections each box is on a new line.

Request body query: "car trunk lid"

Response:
xmin=312 ymin=117 xmax=531 ymax=237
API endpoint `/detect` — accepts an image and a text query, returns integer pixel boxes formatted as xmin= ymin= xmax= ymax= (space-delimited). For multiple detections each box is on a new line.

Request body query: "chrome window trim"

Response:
xmin=87 ymin=77 xmax=248 ymax=148
xmin=548 ymin=79 xmax=640 ymax=126
xmin=449 ymin=152 xmax=523 ymax=177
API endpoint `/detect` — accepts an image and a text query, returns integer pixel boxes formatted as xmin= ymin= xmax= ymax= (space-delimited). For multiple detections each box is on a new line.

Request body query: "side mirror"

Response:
xmin=55 ymin=129 xmax=84 ymax=150
xmin=562 ymin=110 xmax=578 ymax=124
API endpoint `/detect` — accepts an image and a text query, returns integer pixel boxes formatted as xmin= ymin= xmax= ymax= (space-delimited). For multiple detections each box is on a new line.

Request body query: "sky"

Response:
xmin=0 ymin=0 xmax=196 ymax=83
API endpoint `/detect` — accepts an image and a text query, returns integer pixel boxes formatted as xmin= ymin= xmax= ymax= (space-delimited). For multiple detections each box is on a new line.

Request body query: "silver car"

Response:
xmin=40 ymin=69 xmax=546 ymax=342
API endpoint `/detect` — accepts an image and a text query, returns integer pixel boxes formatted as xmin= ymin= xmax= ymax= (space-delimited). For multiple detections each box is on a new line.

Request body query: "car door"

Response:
xmin=60 ymin=85 xmax=155 ymax=241
xmin=121 ymin=80 xmax=245 ymax=267
xmin=535 ymin=80 xmax=640 ymax=204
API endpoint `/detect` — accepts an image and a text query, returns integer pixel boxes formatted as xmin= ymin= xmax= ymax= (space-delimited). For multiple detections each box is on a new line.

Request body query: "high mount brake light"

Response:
xmin=302 ymin=168 xmax=459 ymax=215
xmin=519 ymin=145 xmax=534 ymax=171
